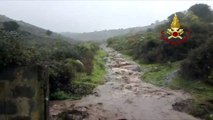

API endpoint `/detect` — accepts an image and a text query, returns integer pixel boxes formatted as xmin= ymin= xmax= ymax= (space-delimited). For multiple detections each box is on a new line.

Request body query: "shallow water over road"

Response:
xmin=50 ymin=47 xmax=199 ymax=120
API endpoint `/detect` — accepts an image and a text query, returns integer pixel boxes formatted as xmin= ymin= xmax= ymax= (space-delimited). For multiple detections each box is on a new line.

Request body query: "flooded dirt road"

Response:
xmin=50 ymin=47 xmax=199 ymax=120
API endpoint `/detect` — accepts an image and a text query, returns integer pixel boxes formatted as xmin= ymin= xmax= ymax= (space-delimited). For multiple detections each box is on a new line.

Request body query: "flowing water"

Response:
xmin=49 ymin=46 xmax=199 ymax=120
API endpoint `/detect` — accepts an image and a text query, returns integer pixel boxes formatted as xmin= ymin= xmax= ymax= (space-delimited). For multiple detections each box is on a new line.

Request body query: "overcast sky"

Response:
xmin=0 ymin=1 xmax=212 ymax=33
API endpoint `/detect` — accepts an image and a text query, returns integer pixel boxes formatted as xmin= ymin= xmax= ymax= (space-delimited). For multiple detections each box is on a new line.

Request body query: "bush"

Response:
xmin=50 ymin=90 xmax=71 ymax=100
xmin=3 ymin=21 xmax=19 ymax=31
xmin=49 ymin=61 xmax=76 ymax=94
xmin=188 ymin=4 xmax=213 ymax=22
xmin=0 ymin=21 xmax=100 ymax=101
xmin=76 ymin=42 xmax=99 ymax=75
xmin=48 ymin=42 xmax=100 ymax=100
xmin=65 ymin=59 xmax=84 ymax=72
xmin=69 ymin=82 xmax=96 ymax=95
xmin=50 ymin=40 xmax=79 ymax=60
xmin=0 ymin=30 xmax=35 ymax=71
xmin=180 ymin=37 xmax=213 ymax=82
xmin=46 ymin=30 xmax=52 ymax=36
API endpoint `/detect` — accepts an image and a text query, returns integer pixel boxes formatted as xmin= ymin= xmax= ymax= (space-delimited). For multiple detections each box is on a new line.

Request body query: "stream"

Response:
xmin=49 ymin=46 xmax=199 ymax=120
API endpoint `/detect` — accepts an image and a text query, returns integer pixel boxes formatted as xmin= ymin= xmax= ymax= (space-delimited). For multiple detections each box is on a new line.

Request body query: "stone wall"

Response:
xmin=0 ymin=66 xmax=48 ymax=120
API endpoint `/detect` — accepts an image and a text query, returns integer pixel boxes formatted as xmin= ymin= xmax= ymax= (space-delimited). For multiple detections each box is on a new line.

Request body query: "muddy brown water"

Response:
xmin=49 ymin=47 xmax=199 ymax=120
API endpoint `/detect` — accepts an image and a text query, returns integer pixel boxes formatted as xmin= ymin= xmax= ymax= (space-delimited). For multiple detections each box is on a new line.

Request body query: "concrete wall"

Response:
xmin=0 ymin=66 xmax=48 ymax=120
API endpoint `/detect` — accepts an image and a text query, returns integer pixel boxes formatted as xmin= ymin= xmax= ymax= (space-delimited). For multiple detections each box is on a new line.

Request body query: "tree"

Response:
xmin=0 ymin=30 xmax=34 ymax=71
xmin=184 ymin=11 xmax=199 ymax=23
xmin=3 ymin=21 xmax=19 ymax=31
xmin=46 ymin=30 xmax=53 ymax=36
xmin=167 ymin=12 xmax=185 ymax=22
xmin=188 ymin=4 xmax=213 ymax=22
xmin=180 ymin=37 xmax=213 ymax=81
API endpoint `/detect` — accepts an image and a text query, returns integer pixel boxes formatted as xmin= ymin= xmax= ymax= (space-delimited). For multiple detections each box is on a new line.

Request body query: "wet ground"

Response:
xmin=49 ymin=47 xmax=199 ymax=120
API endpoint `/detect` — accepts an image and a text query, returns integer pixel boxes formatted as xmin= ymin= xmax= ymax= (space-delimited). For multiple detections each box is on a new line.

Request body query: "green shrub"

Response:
xmin=50 ymin=90 xmax=71 ymax=100
xmin=0 ymin=30 xmax=35 ymax=71
xmin=48 ymin=42 xmax=100 ymax=100
xmin=70 ymin=82 xmax=96 ymax=95
xmin=49 ymin=61 xmax=76 ymax=94
xmin=65 ymin=59 xmax=84 ymax=72
xmin=3 ymin=21 xmax=19 ymax=31
xmin=180 ymin=37 xmax=213 ymax=81
xmin=76 ymin=42 xmax=99 ymax=75
xmin=50 ymin=40 xmax=79 ymax=60
xmin=188 ymin=4 xmax=213 ymax=22
xmin=46 ymin=30 xmax=52 ymax=36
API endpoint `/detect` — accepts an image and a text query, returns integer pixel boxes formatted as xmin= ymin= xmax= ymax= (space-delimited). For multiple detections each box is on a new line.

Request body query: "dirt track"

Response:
xmin=49 ymin=47 xmax=199 ymax=120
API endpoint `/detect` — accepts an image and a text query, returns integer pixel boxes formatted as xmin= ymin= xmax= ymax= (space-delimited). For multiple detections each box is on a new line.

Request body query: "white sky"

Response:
xmin=0 ymin=1 xmax=212 ymax=33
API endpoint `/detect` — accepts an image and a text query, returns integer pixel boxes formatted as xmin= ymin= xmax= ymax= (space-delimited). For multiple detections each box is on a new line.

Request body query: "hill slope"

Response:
xmin=107 ymin=3 xmax=213 ymax=120
xmin=61 ymin=21 xmax=165 ymax=41
xmin=0 ymin=15 xmax=74 ymax=41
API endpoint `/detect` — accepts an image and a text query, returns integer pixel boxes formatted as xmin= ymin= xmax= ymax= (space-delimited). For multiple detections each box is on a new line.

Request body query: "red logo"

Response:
xmin=160 ymin=29 xmax=190 ymax=46
xmin=160 ymin=14 xmax=190 ymax=46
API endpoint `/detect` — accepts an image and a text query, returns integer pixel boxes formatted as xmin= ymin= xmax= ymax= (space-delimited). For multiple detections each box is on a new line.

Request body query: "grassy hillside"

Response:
xmin=107 ymin=4 xmax=213 ymax=120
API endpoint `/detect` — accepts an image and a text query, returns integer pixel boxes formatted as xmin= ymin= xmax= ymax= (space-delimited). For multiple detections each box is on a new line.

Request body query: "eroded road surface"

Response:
xmin=50 ymin=47 xmax=199 ymax=120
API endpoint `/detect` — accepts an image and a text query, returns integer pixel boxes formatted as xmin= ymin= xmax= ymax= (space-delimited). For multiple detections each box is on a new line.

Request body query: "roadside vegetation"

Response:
xmin=53 ymin=49 xmax=107 ymax=100
xmin=107 ymin=4 xmax=213 ymax=120
xmin=0 ymin=20 xmax=107 ymax=101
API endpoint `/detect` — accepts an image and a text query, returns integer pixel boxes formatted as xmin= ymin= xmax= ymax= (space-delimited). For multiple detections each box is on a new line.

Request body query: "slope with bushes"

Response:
xmin=107 ymin=4 xmax=213 ymax=119
xmin=0 ymin=15 xmax=106 ymax=101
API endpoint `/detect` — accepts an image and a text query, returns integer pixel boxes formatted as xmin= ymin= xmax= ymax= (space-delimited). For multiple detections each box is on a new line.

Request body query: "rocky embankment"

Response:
xmin=49 ymin=47 xmax=199 ymax=120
